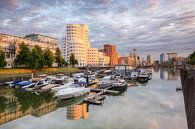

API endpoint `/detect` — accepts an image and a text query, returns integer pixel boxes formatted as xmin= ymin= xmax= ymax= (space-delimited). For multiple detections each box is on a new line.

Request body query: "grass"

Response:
xmin=0 ymin=67 xmax=79 ymax=75
xmin=0 ymin=67 xmax=80 ymax=81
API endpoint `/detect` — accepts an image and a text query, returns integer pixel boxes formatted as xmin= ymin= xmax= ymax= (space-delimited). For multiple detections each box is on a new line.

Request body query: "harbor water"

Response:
xmin=0 ymin=68 xmax=188 ymax=129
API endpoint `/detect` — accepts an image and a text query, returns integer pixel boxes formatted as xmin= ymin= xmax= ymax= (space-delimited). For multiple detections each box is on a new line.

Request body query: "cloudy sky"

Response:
xmin=0 ymin=0 xmax=195 ymax=59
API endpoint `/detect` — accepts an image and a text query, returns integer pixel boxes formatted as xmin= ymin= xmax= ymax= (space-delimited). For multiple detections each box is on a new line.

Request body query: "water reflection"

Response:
xmin=0 ymin=68 xmax=187 ymax=129
xmin=0 ymin=88 xmax=55 ymax=125
xmin=160 ymin=68 xmax=180 ymax=80
xmin=67 ymin=103 xmax=88 ymax=120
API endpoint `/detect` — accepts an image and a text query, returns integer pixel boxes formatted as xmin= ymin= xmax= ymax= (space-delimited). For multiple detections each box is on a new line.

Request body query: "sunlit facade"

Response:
xmin=0 ymin=33 xmax=58 ymax=68
xmin=62 ymin=24 xmax=90 ymax=67
xmin=98 ymin=52 xmax=110 ymax=66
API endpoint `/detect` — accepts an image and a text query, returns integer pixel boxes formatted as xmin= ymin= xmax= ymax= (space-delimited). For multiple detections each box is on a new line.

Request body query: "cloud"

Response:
xmin=0 ymin=0 xmax=195 ymax=59
xmin=144 ymin=0 xmax=160 ymax=13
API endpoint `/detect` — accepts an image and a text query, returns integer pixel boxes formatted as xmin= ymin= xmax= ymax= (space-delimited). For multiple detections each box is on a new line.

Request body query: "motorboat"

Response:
xmin=129 ymin=71 xmax=139 ymax=80
xmin=98 ymin=76 xmax=113 ymax=89
xmin=51 ymin=82 xmax=75 ymax=92
xmin=24 ymin=79 xmax=51 ymax=91
xmin=15 ymin=80 xmax=35 ymax=88
xmin=53 ymin=74 xmax=69 ymax=84
xmin=38 ymin=84 xmax=60 ymax=92
xmin=5 ymin=80 xmax=22 ymax=87
xmin=110 ymin=79 xmax=127 ymax=92
xmin=55 ymin=87 xmax=90 ymax=100
xmin=77 ymin=77 xmax=97 ymax=87
xmin=138 ymin=70 xmax=150 ymax=83
xmin=73 ymin=73 xmax=84 ymax=82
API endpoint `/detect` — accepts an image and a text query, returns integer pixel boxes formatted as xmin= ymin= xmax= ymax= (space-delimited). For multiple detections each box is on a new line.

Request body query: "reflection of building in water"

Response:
xmin=0 ymin=99 xmax=57 ymax=125
xmin=0 ymin=98 xmax=28 ymax=125
xmin=32 ymin=101 xmax=57 ymax=117
xmin=160 ymin=68 xmax=168 ymax=80
xmin=67 ymin=103 xmax=88 ymax=120
xmin=167 ymin=69 xmax=178 ymax=80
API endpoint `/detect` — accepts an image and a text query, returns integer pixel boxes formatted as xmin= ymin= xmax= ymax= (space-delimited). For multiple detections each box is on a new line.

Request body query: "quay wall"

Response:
xmin=180 ymin=68 xmax=195 ymax=129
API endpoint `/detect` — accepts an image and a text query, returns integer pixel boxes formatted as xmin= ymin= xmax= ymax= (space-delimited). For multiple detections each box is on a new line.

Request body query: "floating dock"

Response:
xmin=84 ymin=86 xmax=119 ymax=105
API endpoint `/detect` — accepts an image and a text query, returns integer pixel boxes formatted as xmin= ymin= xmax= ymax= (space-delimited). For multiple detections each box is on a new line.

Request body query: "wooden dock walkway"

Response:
xmin=84 ymin=86 xmax=119 ymax=105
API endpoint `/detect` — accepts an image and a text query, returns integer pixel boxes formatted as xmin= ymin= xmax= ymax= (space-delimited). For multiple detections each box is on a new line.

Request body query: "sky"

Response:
xmin=0 ymin=0 xmax=195 ymax=59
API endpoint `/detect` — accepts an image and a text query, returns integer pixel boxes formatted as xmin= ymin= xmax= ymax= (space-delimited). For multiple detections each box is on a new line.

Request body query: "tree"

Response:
xmin=187 ymin=51 xmax=195 ymax=65
xmin=14 ymin=42 xmax=30 ymax=67
xmin=29 ymin=45 xmax=45 ymax=69
xmin=0 ymin=50 xmax=6 ymax=68
xmin=43 ymin=48 xmax=54 ymax=67
xmin=55 ymin=47 xmax=65 ymax=67
xmin=62 ymin=58 xmax=68 ymax=67
xmin=69 ymin=53 xmax=78 ymax=67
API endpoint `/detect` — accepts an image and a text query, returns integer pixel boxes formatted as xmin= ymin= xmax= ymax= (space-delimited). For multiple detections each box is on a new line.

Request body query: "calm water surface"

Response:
xmin=0 ymin=68 xmax=188 ymax=129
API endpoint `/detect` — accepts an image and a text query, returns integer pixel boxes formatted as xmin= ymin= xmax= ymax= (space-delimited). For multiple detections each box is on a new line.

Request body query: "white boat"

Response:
xmin=39 ymin=84 xmax=60 ymax=92
xmin=73 ymin=73 xmax=84 ymax=82
xmin=138 ymin=70 xmax=150 ymax=83
xmin=98 ymin=76 xmax=113 ymax=89
xmin=51 ymin=82 xmax=75 ymax=92
xmin=55 ymin=87 xmax=90 ymax=100
xmin=53 ymin=74 xmax=69 ymax=84
xmin=129 ymin=71 xmax=139 ymax=79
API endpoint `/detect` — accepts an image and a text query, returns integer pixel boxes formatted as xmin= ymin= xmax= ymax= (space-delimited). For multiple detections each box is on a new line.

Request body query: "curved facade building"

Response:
xmin=62 ymin=24 xmax=90 ymax=67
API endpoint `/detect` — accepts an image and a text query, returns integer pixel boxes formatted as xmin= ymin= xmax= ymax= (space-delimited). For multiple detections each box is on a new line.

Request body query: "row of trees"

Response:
xmin=14 ymin=43 xmax=67 ymax=68
xmin=187 ymin=51 xmax=195 ymax=65
xmin=0 ymin=50 xmax=6 ymax=68
xmin=0 ymin=43 xmax=78 ymax=68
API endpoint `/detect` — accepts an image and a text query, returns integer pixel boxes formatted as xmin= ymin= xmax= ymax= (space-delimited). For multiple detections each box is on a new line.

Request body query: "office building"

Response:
xmin=102 ymin=44 xmax=118 ymax=66
xmin=0 ymin=33 xmax=58 ymax=68
xmin=62 ymin=24 xmax=90 ymax=67
xmin=146 ymin=55 xmax=152 ymax=66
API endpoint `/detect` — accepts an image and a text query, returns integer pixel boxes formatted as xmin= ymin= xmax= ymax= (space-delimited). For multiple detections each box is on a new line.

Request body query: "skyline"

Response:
xmin=0 ymin=0 xmax=195 ymax=59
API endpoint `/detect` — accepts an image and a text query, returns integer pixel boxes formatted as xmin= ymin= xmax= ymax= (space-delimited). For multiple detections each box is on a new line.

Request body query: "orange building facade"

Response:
xmin=103 ymin=44 xmax=118 ymax=66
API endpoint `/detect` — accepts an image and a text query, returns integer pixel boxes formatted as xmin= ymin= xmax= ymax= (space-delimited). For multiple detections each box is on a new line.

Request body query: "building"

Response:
xmin=118 ymin=56 xmax=135 ymax=66
xmin=160 ymin=53 xmax=166 ymax=64
xmin=0 ymin=33 xmax=58 ymax=68
xmin=146 ymin=55 xmax=152 ymax=66
xmin=167 ymin=52 xmax=178 ymax=65
xmin=174 ymin=57 xmax=186 ymax=66
xmin=167 ymin=52 xmax=177 ymax=59
xmin=62 ymin=24 xmax=90 ymax=67
xmin=102 ymin=44 xmax=118 ymax=66
xmin=98 ymin=52 xmax=110 ymax=67
xmin=87 ymin=48 xmax=99 ymax=66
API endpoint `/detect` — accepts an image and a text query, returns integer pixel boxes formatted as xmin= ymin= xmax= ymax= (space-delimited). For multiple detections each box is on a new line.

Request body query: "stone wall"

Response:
xmin=180 ymin=68 xmax=195 ymax=129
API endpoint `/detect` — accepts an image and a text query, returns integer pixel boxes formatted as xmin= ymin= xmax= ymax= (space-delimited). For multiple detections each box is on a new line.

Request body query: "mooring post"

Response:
xmin=86 ymin=65 xmax=89 ymax=87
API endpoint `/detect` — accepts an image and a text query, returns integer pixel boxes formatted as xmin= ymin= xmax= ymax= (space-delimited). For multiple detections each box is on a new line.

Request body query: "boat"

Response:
xmin=51 ymin=82 xmax=75 ymax=92
xmin=138 ymin=70 xmax=150 ymax=83
xmin=53 ymin=74 xmax=69 ymax=84
xmin=38 ymin=84 xmax=60 ymax=92
xmin=15 ymin=81 xmax=34 ymax=88
xmin=55 ymin=87 xmax=90 ymax=100
xmin=129 ymin=71 xmax=139 ymax=80
xmin=73 ymin=73 xmax=85 ymax=82
xmin=98 ymin=76 xmax=113 ymax=89
xmin=77 ymin=77 xmax=97 ymax=87
xmin=110 ymin=79 xmax=127 ymax=92
xmin=5 ymin=80 xmax=22 ymax=87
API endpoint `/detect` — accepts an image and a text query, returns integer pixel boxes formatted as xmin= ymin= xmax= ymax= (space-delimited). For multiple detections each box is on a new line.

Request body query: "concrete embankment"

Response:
xmin=180 ymin=68 xmax=195 ymax=129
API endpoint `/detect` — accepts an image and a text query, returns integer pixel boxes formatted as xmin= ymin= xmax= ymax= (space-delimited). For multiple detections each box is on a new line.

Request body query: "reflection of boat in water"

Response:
xmin=57 ymin=96 xmax=85 ymax=108
xmin=67 ymin=103 xmax=89 ymax=120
